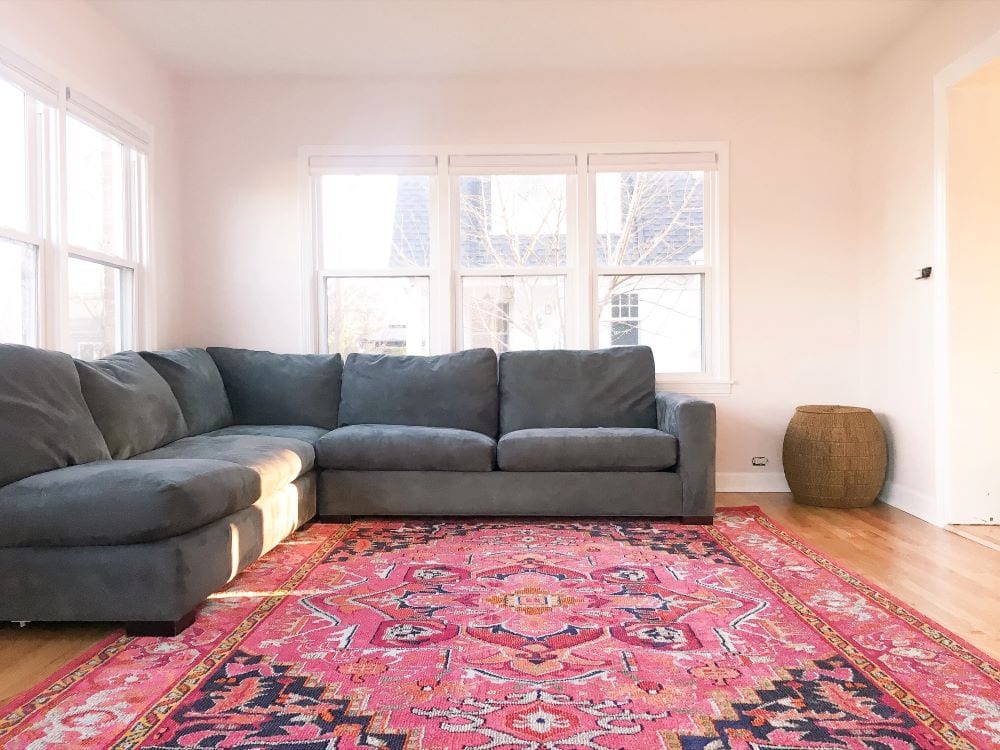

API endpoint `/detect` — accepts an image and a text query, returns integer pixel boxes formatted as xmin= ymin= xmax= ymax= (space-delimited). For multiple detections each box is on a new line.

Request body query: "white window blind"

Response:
xmin=65 ymin=87 xmax=150 ymax=151
xmin=588 ymin=152 xmax=718 ymax=172
xmin=307 ymin=154 xmax=437 ymax=176
xmin=0 ymin=45 xmax=57 ymax=105
xmin=449 ymin=154 xmax=577 ymax=175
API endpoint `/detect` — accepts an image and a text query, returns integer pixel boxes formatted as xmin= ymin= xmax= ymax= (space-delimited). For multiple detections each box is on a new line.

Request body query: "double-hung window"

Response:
xmin=0 ymin=47 xmax=152 ymax=359
xmin=452 ymin=155 xmax=576 ymax=352
xmin=311 ymin=155 xmax=436 ymax=356
xmin=0 ymin=58 xmax=53 ymax=347
xmin=306 ymin=145 xmax=729 ymax=392
xmin=589 ymin=152 xmax=722 ymax=378
xmin=64 ymin=91 xmax=149 ymax=360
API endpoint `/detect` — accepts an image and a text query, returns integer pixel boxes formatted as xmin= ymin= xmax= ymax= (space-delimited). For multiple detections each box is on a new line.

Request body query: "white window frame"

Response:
xmin=450 ymin=154 xmax=579 ymax=352
xmin=0 ymin=44 xmax=155 ymax=357
xmin=0 ymin=49 xmax=56 ymax=348
xmin=306 ymin=153 xmax=440 ymax=355
xmin=587 ymin=146 xmax=730 ymax=393
xmin=301 ymin=142 xmax=730 ymax=394
xmin=63 ymin=88 xmax=151 ymax=357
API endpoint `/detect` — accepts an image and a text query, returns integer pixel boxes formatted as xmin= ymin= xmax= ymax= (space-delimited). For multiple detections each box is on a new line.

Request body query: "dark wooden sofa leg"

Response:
xmin=125 ymin=608 xmax=197 ymax=637
xmin=316 ymin=514 xmax=353 ymax=524
xmin=681 ymin=516 xmax=714 ymax=525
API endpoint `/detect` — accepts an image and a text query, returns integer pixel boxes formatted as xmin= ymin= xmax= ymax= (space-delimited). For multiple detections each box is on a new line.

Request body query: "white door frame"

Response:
xmin=932 ymin=29 xmax=1000 ymax=525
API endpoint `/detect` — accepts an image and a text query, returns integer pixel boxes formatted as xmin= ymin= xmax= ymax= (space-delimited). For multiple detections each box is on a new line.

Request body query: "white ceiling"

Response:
xmin=91 ymin=0 xmax=936 ymax=78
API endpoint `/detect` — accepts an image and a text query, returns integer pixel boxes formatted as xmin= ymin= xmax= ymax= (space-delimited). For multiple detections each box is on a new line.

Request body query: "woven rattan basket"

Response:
xmin=782 ymin=405 xmax=887 ymax=508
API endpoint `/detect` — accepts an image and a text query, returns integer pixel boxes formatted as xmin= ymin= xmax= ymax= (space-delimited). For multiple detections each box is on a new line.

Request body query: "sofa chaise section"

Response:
xmin=0 ymin=473 xmax=315 ymax=633
xmin=0 ymin=345 xmax=332 ymax=634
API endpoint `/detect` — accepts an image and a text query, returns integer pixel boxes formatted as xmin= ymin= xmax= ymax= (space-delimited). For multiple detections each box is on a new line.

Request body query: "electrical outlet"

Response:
xmin=751 ymin=456 xmax=768 ymax=467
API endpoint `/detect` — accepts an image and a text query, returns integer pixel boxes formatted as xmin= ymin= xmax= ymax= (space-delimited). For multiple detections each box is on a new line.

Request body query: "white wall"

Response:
xmin=945 ymin=61 xmax=1000 ymax=524
xmin=858 ymin=1 xmax=1000 ymax=522
xmin=175 ymin=71 xmax=862 ymax=482
xmin=0 ymin=0 xmax=183 ymax=347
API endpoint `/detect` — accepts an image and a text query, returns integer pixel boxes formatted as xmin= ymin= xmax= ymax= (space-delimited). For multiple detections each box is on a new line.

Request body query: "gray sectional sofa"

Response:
xmin=0 ymin=343 xmax=715 ymax=634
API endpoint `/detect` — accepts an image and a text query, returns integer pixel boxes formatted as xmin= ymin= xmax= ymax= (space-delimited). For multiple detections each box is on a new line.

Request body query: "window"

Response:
xmin=1 ymin=46 xmax=153 ymax=358
xmin=609 ymin=292 xmax=639 ymax=346
xmin=64 ymin=100 xmax=149 ymax=360
xmin=0 ymin=74 xmax=47 ymax=346
xmin=454 ymin=156 xmax=575 ymax=352
xmin=312 ymin=157 xmax=436 ymax=355
xmin=306 ymin=146 xmax=728 ymax=389
xmin=589 ymin=153 xmax=721 ymax=377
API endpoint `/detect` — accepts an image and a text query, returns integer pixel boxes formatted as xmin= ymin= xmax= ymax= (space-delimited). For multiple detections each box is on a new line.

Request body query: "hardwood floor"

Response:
xmin=947 ymin=523 xmax=1000 ymax=552
xmin=1 ymin=493 xmax=998 ymax=705
xmin=0 ymin=622 xmax=113 ymax=704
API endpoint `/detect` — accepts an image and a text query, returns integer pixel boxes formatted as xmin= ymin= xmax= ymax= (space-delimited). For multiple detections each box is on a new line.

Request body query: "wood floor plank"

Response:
xmin=0 ymin=623 xmax=114 ymax=703
xmin=948 ymin=524 xmax=1000 ymax=552
xmin=1 ymin=494 xmax=997 ymax=705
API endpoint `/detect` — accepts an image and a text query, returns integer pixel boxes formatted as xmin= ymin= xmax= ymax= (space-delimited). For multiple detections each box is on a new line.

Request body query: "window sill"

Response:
xmin=655 ymin=377 xmax=733 ymax=395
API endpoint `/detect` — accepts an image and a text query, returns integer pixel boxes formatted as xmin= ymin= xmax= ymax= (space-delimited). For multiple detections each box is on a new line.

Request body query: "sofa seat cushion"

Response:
xmin=338 ymin=349 xmax=499 ymax=437
xmin=133 ymin=435 xmax=315 ymax=495
xmin=208 ymin=348 xmax=343 ymax=428
xmin=317 ymin=425 xmax=496 ymax=472
xmin=205 ymin=425 xmax=330 ymax=444
xmin=75 ymin=352 xmax=188 ymax=459
xmin=0 ymin=344 xmax=111 ymax=488
xmin=139 ymin=348 xmax=233 ymax=435
xmin=0 ymin=459 xmax=260 ymax=547
xmin=497 ymin=427 xmax=677 ymax=472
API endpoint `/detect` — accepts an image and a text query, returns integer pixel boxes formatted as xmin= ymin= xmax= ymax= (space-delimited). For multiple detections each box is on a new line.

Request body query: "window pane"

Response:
xmin=0 ymin=237 xmax=37 ymax=345
xmin=595 ymin=171 xmax=704 ymax=266
xmin=598 ymin=274 xmax=703 ymax=373
xmin=326 ymin=276 xmax=429 ymax=355
xmin=459 ymin=175 xmax=568 ymax=268
xmin=0 ymin=78 xmax=27 ymax=233
xmin=462 ymin=275 xmax=565 ymax=351
xmin=321 ymin=175 xmax=431 ymax=269
xmin=67 ymin=257 xmax=128 ymax=360
xmin=67 ymin=116 xmax=125 ymax=256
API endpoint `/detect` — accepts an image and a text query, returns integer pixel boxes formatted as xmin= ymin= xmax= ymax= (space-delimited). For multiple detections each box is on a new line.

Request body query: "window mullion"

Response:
xmin=124 ymin=148 xmax=138 ymax=348
xmin=432 ymin=157 xmax=451 ymax=354
xmin=449 ymin=174 xmax=462 ymax=351
xmin=19 ymin=89 xmax=43 ymax=347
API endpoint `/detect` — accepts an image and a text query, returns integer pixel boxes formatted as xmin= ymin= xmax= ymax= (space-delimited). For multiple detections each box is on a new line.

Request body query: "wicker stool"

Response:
xmin=782 ymin=405 xmax=887 ymax=508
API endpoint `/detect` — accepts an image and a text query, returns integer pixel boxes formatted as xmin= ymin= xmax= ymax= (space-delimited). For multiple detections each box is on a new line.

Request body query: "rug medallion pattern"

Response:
xmin=1 ymin=508 xmax=997 ymax=748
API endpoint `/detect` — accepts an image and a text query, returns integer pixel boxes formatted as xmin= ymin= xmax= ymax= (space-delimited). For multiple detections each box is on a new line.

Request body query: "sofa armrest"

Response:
xmin=655 ymin=391 xmax=716 ymax=518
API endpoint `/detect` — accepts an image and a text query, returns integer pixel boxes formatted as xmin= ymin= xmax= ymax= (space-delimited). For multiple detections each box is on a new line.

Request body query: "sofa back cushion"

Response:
xmin=75 ymin=352 xmax=188 ymax=459
xmin=338 ymin=349 xmax=499 ymax=437
xmin=0 ymin=344 xmax=111 ymax=487
xmin=207 ymin=347 xmax=343 ymax=428
xmin=498 ymin=346 xmax=656 ymax=434
xmin=140 ymin=348 xmax=233 ymax=435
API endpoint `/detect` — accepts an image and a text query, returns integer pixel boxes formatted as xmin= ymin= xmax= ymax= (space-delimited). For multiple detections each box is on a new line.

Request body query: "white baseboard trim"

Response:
xmin=878 ymin=483 xmax=939 ymax=525
xmin=717 ymin=474 xmax=941 ymax=521
xmin=716 ymin=472 xmax=790 ymax=493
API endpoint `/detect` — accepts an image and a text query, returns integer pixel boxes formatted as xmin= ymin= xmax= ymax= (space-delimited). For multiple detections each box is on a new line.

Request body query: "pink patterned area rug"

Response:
xmin=1 ymin=507 xmax=998 ymax=749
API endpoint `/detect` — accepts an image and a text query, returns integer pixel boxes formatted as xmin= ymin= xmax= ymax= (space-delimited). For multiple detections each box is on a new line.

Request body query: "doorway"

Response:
xmin=937 ymin=49 xmax=1000 ymax=548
